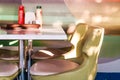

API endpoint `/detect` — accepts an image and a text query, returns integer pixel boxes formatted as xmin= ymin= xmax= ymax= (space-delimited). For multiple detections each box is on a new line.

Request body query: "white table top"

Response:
xmin=0 ymin=25 xmax=67 ymax=40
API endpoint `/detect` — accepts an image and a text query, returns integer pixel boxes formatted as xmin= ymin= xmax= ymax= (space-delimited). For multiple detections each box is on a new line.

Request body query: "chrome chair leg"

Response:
xmin=27 ymin=40 xmax=33 ymax=80
xmin=19 ymin=40 xmax=26 ymax=80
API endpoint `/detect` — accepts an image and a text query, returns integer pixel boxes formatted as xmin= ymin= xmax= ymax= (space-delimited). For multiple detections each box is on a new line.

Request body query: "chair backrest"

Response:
xmin=82 ymin=26 xmax=104 ymax=80
xmin=83 ymin=26 xmax=104 ymax=58
xmin=63 ymin=23 xmax=88 ymax=59
xmin=63 ymin=23 xmax=104 ymax=63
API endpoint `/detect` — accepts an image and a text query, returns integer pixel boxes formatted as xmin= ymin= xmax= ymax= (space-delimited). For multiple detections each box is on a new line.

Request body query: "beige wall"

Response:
xmin=22 ymin=0 xmax=75 ymax=25
xmin=0 ymin=0 xmax=21 ymax=24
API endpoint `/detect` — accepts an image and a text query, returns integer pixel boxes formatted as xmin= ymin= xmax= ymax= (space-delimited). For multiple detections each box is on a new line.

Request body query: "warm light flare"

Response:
xmin=102 ymin=16 xmax=109 ymax=22
xmin=0 ymin=44 xmax=3 ymax=48
xmin=92 ymin=15 xmax=102 ymax=24
xmin=9 ymin=40 xmax=18 ymax=45
xmin=63 ymin=49 xmax=77 ymax=59
xmin=95 ymin=0 xmax=103 ymax=3
xmin=86 ymin=47 xmax=99 ymax=56
xmin=39 ymin=50 xmax=54 ymax=56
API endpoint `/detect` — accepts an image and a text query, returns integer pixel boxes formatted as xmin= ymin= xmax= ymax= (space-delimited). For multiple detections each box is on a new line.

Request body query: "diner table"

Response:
xmin=0 ymin=25 xmax=67 ymax=80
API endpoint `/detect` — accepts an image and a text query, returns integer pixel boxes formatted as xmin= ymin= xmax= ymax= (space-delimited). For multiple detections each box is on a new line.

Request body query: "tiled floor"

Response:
xmin=14 ymin=72 xmax=120 ymax=80
xmin=95 ymin=73 xmax=120 ymax=80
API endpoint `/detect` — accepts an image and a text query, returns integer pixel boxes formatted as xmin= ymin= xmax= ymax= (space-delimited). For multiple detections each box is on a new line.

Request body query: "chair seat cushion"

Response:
xmin=31 ymin=48 xmax=65 ymax=59
xmin=0 ymin=48 xmax=19 ymax=60
xmin=33 ymin=40 xmax=72 ymax=50
xmin=0 ymin=61 xmax=19 ymax=76
xmin=30 ymin=59 xmax=79 ymax=75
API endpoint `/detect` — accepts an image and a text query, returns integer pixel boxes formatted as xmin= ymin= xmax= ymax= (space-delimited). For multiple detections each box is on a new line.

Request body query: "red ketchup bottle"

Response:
xmin=18 ymin=5 xmax=25 ymax=24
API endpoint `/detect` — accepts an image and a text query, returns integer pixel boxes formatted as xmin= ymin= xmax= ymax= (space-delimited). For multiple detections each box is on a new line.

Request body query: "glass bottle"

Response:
xmin=18 ymin=5 xmax=25 ymax=24
xmin=35 ymin=6 xmax=43 ymax=28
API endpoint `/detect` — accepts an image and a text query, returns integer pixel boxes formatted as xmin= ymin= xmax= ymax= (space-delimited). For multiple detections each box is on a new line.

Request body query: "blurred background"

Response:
xmin=0 ymin=0 xmax=120 ymax=79
xmin=1 ymin=0 xmax=120 ymax=28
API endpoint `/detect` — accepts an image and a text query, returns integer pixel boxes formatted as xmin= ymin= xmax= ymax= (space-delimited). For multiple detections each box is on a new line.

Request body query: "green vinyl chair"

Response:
xmin=30 ymin=23 xmax=104 ymax=80
xmin=0 ymin=44 xmax=30 ymax=80
xmin=0 ymin=47 xmax=20 ymax=80
xmin=0 ymin=61 xmax=19 ymax=80
xmin=0 ymin=47 xmax=19 ymax=62
xmin=31 ymin=40 xmax=72 ymax=60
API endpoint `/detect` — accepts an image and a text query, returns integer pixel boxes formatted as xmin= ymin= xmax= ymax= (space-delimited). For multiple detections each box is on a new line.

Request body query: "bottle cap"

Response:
xmin=19 ymin=5 xmax=24 ymax=10
xmin=36 ymin=6 xmax=42 ymax=9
